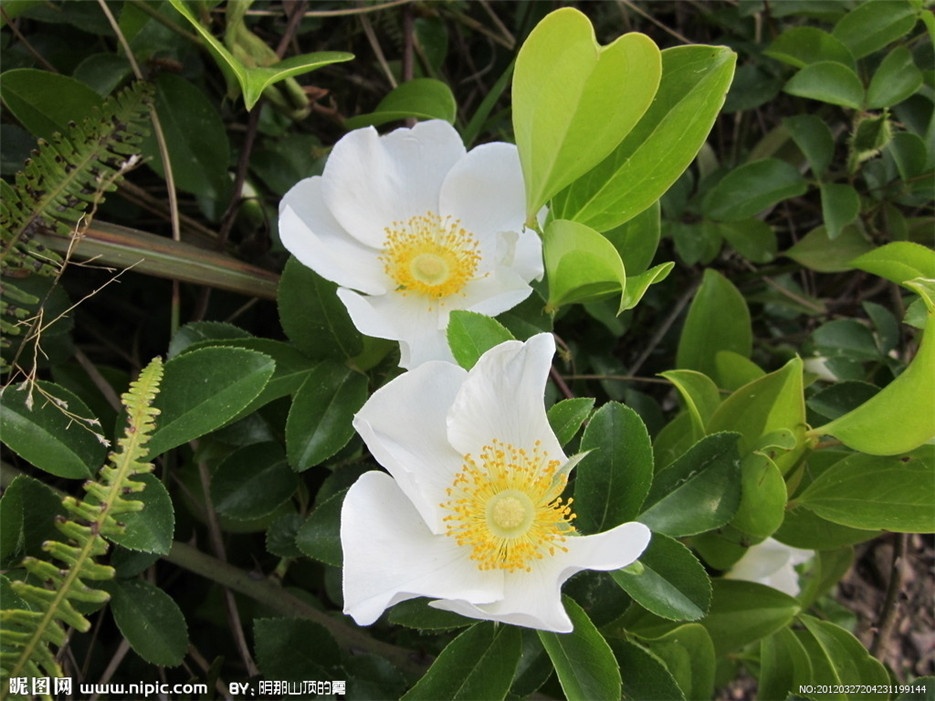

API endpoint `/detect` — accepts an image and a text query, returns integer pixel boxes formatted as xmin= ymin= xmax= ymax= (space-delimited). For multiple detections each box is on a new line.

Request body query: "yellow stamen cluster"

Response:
xmin=441 ymin=439 xmax=576 ymax=572
xmin=380 ymin=212 xmax=481 ymax=300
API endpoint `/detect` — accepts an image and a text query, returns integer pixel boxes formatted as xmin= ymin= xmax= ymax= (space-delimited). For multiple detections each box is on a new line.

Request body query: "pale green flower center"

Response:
xmin=441 ymin=439 xmax=576 ymax=572
xmin=381 ymin=212 xmax=481 ymax=299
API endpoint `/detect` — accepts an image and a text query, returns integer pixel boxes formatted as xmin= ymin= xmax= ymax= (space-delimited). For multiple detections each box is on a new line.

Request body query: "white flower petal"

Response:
xmin=431 ymin=521 xmax=651 ymax=632
xmin=724 ymin=537 xmax=813 ymax=597
xmin=460 ymin=268 xmax=538 ymax=318
xmin=279 ymin=177 xmax=387 ymax=294
xmin=342 ymin=471 xmax=503 ymax=626
xmin=321 ymin=121 xmax=466 ymax=248
xmin=353 ymin=361 xmax=466 ymax=530
xmin=439 ymin=142 xmax=526 ymax=241
xmin=336 ymin=289 xmax=455 ymax=368
xmin=447 ymin=332 xmax=561 ymax=458
xmin=513 ymin=226 xmax=546 ymax=282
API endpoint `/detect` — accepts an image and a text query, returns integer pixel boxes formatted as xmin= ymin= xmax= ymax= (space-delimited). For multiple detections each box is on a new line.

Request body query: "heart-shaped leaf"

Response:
xmin=513 ymin=8 xmax=660 ymax=215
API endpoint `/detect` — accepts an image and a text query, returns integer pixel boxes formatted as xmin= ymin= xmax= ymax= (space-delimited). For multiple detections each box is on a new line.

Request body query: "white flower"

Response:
xmin=341 ymin=333 xmax=651 ymax=632
xmin=724 ymin=537 xmax=813 ymax=597
xmin=279 ymin=120 xmax=543 ymax=369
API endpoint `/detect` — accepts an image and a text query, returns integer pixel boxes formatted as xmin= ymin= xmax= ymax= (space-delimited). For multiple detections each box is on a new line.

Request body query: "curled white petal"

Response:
xmin=724 ymin=537 xmax=814 ymax=597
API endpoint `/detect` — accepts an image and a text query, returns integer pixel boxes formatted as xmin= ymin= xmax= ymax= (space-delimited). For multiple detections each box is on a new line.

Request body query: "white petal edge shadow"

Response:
xmin=446 ymin=332 xmax=562 ymax=459
xmin=352 ymin=359 xmax=466 ymax=531
xmin=431 ymin=522 xmax=652 ymax=632
xmin=321 ymin=121 xmax=466 ymax=248
xmin=279 ymin=177 xmax=387 ymax=295
xmin=341 ymin=471 xmax=503 ymax=626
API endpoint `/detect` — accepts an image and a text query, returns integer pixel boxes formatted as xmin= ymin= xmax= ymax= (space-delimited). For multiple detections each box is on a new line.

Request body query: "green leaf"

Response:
xmin=609 ymin=637 xmax=685 ymax=701
xmin=832 ymin=0 xmax=919 ymax=60
xmin=278 ymin=257 xmax=363 ymax=360
xmin=344 ymin=78 xmax=456 ymax=129
xmin=783 ymin=61 xmax=864 ymax=108
xmin=729 ymin=453 xmax=787 ymax=540
xmin=295 ymin=488 xmax=346 ymax=567
xmin=714 ymin=218 xmax=778 ymax=263
xmin=285 ymin=362 xmax=368 ymax=470
xmin=703 ymin=158 xmax=808 ymax=221
xmin=707 ymin=357 xmax=806 ymax=463
xmin=764 ymin=26 xmax=855 ymax=69
xmin=538 ymin=596 xmax=622 ymax=701
xmin=797 ymin=615 xmax=890 ymax=700
xmin=820 ymin=183 xmax=861 ymax=240
xmin=797 ymin=448 xmax=934 ymax=532
xmin=168 ymin=0 xmax=352 ymax=110
xmin=0 ymin=68 xmax=103 ymax=140
xmin=785 ymin=224 xmax=873 ymax=273
xmin=388 ymin=598 xmax=474 ymax=631
xmin=513 ymin=8 xmax=661 ymax=214
xmin=784 ymin=114 xmax=835 ymax=175
xmin=109 ymin=578 xmax=188 ymax=667
xmin=633 ymin=624 xmax=716 ymax=701
xmin=142 ymin=73 xmax=231 ymax=201
xmin=254 ymin=618 xmax=341 ymax=681
xmin=544 ymin=219 xmax=627 ymax=310
xmin=759 ymin=626 xmax=814 ymax=701
xmin=605 ymin=200 xmax=661 ymax=275
xmin=211 ymin=442 xmax=298 ymax=521
xmin=108 ymin=473 xmax=175 ymax=555
xmin=621 ymin=262 xmax=675 ymax=312
xmin=676 ymin=269 xmax=752 ymax=382
xmin=547 ymin=397 xmax=595 ymax=448
xmin=638 ymin=432 xmax=742 ymax=537
xmin=813 ymin=307 xmax=934 ymax=456
xmin=776 ymin=504 xmax=880 ymax=550
xmin=848 ymin=242 xmax=935 ymax=288
xmin=659 ymin=369 xmax=722 ymax=441
xmin=552 ymin=44 xmax=736 ymax=232
xmin=447 ymin=310 xmax=515 ymax=370
xmin=403 ymin=622 xmax=522 ymax=701
xmin=701 ymin=579 xmax=799 ymax=656
xmin=866 ymin=45 xmax=923 ymax=108
xmin=0 ymin=381 xmax=103 ymax=479
xmin=612 ymin=533 xmax=711 ymax=621
xmin=575 ymin=402 xmax=654 ymax=533
xmin=0 ymin=475 xmax=64 ymax=568
xmin=147 ymin=347 xmax=275 ymax=458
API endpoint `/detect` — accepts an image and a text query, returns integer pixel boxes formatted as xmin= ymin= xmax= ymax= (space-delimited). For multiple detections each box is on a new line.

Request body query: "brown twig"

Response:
xmin=870 ymin=533 xmax=907 ymax=659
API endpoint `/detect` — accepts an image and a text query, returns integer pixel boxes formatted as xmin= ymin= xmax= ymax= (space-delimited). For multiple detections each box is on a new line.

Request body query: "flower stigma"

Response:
xmin=381 ymin=212 xmax=481 ymax=299
xmin=441 ymin=439 xmax=576 ymax=572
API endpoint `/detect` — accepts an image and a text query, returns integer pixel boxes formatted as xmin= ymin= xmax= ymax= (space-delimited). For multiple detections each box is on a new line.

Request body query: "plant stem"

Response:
xmin=164 ymin=541 xmax=428 ymax=678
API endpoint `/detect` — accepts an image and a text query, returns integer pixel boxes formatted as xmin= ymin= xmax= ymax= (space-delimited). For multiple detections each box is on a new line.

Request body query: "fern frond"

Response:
xmin=0 ymin=357 xmax=164 ymax=697
xmin=0 ymin=81 xmax=153 ymax=371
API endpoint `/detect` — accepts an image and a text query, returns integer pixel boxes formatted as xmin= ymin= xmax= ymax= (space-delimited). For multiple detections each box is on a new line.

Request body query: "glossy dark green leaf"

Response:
xmin=211 ymin=442 xmax=298 ymax=521
xmin=783 ymin=61 xmax=864 ymax=109
xmin=447 ymin=310 xmax=515 ymax=370
xmin=867 ymin=46 xmax=923 ymax=108
xmin=147 ymin=347 xmax=275 ymax=459
xmin=0 ymin=68 xmax=103 ymax=140
xmin=676 ymin=270 xmax=752 ymax=382
xmin=730 ymin=453 xmax=787 ymax=540
xmin=701 ymin=580 xmax=799 ymax=656
xmin=612 ymin=533 xmax=711 ymax=621
xmin=703 ymin=158 xmax=808 ymax=221
xmin=807 ymin=381 xmax=880 ymax=422
xmin=638 ymin=432 xmax=741 ymax=537
xmin=344 ymin=78 xmax=457 ymax=129
xmin=538 ymin=597 xmax=622 ymax=701
xmin=575 ymin=402 xmax=653 ymax=533
xmin=759 ymin=626 xmax=814 ymax=701
xmin=832 ymin=0 xmax=919 ymax=59
xmin=0 ymin=475 xmax=64 ymax=568
xmin=784 ymin=114 xmax=835 ymax=174
xmin=403 ymin=622 xmax=522 ymax=701
xmin=285 ymin=362 xmax=368 ymax=470
xmin=109 ymin=578 xmax=188 ymax=667
xmin=714 ymin=218 xmax=778 ymax=263
xmin=167 ymin=321 xmax=252 ymax=358
xmin=547 ymin=397 xmax=595 ymax=448
xmin=821 ymin=183 xmax=861 ymax=240
xmin=108 ymin=473 xmax=175 ymax=555
xmin=797 ymin=447 xmax=935 ymax=532
xmin=0 ymin=381 xmax=103 ymax=479
xmin=278 ymin=257 xmax=363 ymax=360
xmin=388 ymin=598 xmax=474 ymax=631
xmin=632 ymin=624 xmax=715 ymax=701
xmin=553 ymin=45 xmax=735 ymax=232
xmin=610 ymin=637 xmax=684 ymax=701
xmin=295 ymin=488 xmax=346 ymax=567
xmin=775 ymin=505 xmax=879 ymax=550
xmin=797 ymin=615 xmax=890 ymax=699
xmin=253 ymin=618 xmax=341 ymax=681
